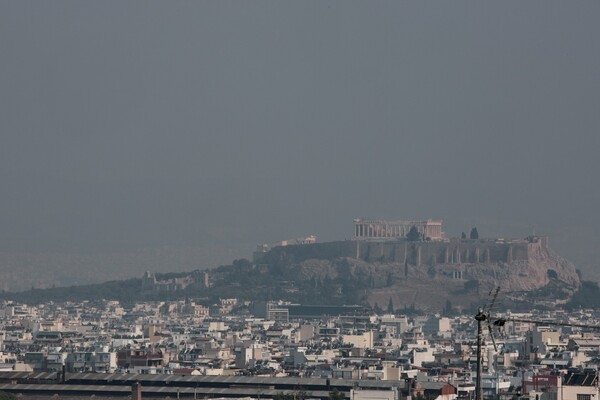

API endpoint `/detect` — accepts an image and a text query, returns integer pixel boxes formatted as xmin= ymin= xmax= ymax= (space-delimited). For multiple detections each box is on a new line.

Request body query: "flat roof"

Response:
xmin=0 ymin=371 xmax=401 ymax=390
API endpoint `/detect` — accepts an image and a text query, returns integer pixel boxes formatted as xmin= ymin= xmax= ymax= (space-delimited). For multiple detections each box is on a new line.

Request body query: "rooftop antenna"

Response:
xmin=493 ymin=316 xmax=600 ymax=331
xmin=475 ymin=285 xmax=500 ymax=400
xmin=476 ymin=292 xmax=600 ymax=400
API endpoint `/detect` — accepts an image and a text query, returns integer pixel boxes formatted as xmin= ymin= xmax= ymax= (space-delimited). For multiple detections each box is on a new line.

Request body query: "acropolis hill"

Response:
xmin=261 ymin=235 xmax=578 ymax=283
xmin=3 ymin=219 xmax=582 ymax=311
xmin=254 ymin=219 xmax=580 ymax=310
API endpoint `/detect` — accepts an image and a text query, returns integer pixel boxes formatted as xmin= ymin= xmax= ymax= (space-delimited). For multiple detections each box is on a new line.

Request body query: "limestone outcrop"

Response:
xmin=288 ymin=237 xmax=580 ymax=311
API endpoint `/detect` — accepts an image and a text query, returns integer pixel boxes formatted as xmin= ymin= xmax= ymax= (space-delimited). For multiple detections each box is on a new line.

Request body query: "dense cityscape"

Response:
xmin=1 ymin=295 xmax=600 ymax=399
xmin=1 ymin=223 xmax=600 ymax=400
xmin=2 ymin=2 xmax=600 ymax=400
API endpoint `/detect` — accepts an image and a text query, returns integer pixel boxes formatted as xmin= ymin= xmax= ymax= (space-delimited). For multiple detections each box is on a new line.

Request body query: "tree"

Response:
xmin=274 ymin=391 xmax=310 ymax=400
xmin=0 ymin=392 xmax=17 ymax=400
xmin=274 ymin=393 xmax=293 ymax=400
xmin=387 ymin=297 xmax=394 ymax=313
xmin=329 ymin=390 xmax=345 ymax=400
xmin=566 ymin=281 xmax=600 ymax=310
xmin=470 ymin=227 xmax=479 ymax=240
xmin=407 ymin=226 xmax=421 ymax=241
xmin=443 ymin=299 xmax=454 ymax=316
xmin=464 ymin=279 xmax=479 ymax=293
xmin=461 ymin=232 xmax=467 ymax=240
xmin=373 ymin=302 xmax=383 ymax=314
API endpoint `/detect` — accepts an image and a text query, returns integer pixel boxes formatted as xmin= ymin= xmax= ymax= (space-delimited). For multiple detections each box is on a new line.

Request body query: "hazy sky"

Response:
xmin=1 ymin=1 xmax=599 ymax=285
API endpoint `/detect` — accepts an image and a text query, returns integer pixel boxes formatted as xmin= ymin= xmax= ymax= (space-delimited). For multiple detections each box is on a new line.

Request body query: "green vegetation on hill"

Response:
xmin=4 ymin=278 xmax=142 ymax=304
xmin=565 ymin=281 xmax=600 ymax=310
xmin=1 ymin=241 xmax=585 ymax=312
xmin=1 ymin=255 xmax=365 ymax=306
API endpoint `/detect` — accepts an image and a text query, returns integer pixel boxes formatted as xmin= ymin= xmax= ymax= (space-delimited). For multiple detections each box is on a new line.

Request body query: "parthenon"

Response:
xmin=353 ymin=218 xmax=444 ymax=241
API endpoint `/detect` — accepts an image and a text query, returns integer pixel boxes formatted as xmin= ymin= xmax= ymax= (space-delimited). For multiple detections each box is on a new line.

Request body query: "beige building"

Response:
xmin=351 ymin=389 xmax=399 ymax=400
xmin=527 ymin=326 xmax=562 ymax=358
xmin=343 ymin=331 xmax=375 ymax=349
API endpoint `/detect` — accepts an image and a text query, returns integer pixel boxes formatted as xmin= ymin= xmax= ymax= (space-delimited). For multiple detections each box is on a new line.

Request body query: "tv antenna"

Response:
xmin=474 ymin=286 xmax=500 ymax=400
xmin=493 ymin=316 xmax=600 ymax=331
xmin=474 ymin=287 xmax=600 ymax=400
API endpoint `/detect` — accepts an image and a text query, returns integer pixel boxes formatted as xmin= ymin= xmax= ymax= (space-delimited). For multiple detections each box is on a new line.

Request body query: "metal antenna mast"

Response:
xmin=475 ymin=289 xmax=600 ymax=400
xmin=475 ymin=286 xmax=500 ymax=400
xmin=493 ymin=316 xmax=600 ymax=331
xmin=475 ymin=308 xmax=486 ymax=400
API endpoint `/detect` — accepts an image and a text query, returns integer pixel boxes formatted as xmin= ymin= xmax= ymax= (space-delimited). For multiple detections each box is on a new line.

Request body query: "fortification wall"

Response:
xmin=358 ymin=239 xmax=533 ymax=265
xmin=259 ymin=237 xmax=546 ymax=267
xmin=261 ymin=241 xmax=355 ymax=264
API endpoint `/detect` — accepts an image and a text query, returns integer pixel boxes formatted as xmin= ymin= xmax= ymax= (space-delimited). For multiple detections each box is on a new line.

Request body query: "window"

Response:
xmin=577 ymin=394 xmax=591 ymax=400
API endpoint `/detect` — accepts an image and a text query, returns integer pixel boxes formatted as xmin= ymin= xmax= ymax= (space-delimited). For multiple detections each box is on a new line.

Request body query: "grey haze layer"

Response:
xmin=1 ymin=1 xmax=599 ymax=290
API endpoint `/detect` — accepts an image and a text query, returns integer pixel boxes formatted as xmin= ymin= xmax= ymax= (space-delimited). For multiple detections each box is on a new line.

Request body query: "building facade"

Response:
xmin=353 ymin=219 xmax=443 ymax=241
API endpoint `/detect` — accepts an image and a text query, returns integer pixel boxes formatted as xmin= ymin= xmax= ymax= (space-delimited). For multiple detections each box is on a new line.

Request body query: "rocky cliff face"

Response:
xmin=4 ymin=237 xmax=580 ymax=309
xmin=291 ymin=240 xmax=580 ymax=311
xmin=471 ymin=245 xmax=580 ymax=292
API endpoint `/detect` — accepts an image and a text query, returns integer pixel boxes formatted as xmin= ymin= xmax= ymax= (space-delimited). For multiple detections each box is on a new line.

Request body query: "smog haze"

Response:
xmin=1 ymin=1 xmax=599 ymax=290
